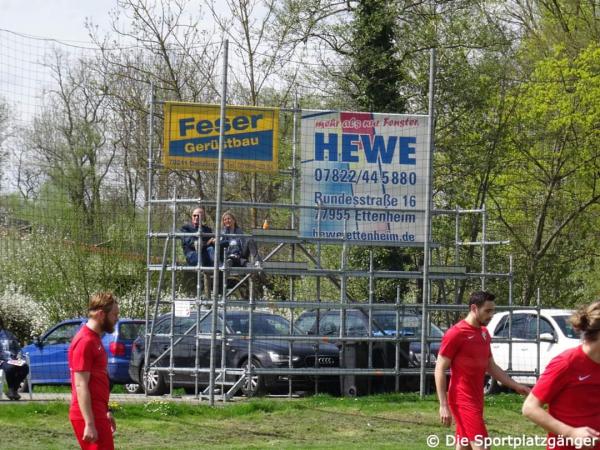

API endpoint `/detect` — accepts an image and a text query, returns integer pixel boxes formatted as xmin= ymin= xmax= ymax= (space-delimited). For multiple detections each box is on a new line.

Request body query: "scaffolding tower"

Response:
xmin=141 ymin=47 xmax=519 ymax=405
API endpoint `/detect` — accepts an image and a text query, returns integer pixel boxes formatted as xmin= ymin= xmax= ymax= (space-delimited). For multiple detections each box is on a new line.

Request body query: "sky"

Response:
xmin=0 ymin=0 xmax=115 ymax=43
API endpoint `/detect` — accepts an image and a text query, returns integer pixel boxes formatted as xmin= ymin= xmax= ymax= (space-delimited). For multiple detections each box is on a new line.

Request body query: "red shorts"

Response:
xmin=449 ymin=403 xmax=488 ymax=444
xmin=70 ymin=419 xmax=114 ymax=450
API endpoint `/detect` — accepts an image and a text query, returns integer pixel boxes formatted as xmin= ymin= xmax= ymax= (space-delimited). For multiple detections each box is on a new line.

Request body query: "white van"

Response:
xmin=485 ymin=309 xmax=580 ymax=394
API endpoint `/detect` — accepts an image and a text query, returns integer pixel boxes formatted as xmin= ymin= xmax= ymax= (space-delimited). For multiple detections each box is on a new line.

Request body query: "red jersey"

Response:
xmin=439 ymin=320 xmax=491 ymax=409
xmin=532 ymin=346 xmax=600 ymax=450
xmin=68 ymin=325 xmax=110 ymax=421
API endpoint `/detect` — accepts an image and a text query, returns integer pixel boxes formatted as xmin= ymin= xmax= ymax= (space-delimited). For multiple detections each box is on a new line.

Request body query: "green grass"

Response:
xmin=18 ymin=385 xmax=143 ymax=394
xmin=0 ymin=393 xmax=547 ymax=449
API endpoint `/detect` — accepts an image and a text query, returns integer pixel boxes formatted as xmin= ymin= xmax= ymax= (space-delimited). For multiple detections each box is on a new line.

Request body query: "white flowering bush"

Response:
xmin=1 ymin=230 xmax=147 ymax=321
xmin=0 ymin=284 xmax=51 ymax=342
xmin=117 ymin=284 xmax=146 ymax=319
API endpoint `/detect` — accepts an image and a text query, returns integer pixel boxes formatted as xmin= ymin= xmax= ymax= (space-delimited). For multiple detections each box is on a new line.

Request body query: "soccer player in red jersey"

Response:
xmin=523 ymin=301 xmax=600 ymax=450
xmin=68 ymin=292 xmax=119 ymax=450
xmin=435 ymin=291 xmax=530 ymax=450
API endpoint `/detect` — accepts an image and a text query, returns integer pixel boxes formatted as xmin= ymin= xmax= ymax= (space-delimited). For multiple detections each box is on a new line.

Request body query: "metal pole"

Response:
xmin=508 ymin=255 xmax=513 ymax=371
xmin=454 ymin=206 xmax=460 ymax=304
xmin=315 ymin=201 xmax=322 ymax=394
xmin=536 ymin=287 xmax=541 ymax=381
xmin=248 ymin=277 xmax=255 ymax=397
xmin=209 ymin=39 xmax=229 ymax=406
xmin=291 ymin=92 xmax=298 ymax=228
xmin=420 ymin=47 xmax=436 ymax=398
xmin=395 ymin=286 xmax=401 ymax=392
xmin=289 ymin=93 xmax=299 ymax=397
xmin=368 ymin=250 xmax=374 ymax=394
xmin=143 ymin=82 xmax=155 ymax=393
xmin=481 ymin=204 xmax=487 ymax=290
xmin=339 ymin=220 xmax=349 ymax=395
xmin=169 ymin=190 xmax=177 ymax=397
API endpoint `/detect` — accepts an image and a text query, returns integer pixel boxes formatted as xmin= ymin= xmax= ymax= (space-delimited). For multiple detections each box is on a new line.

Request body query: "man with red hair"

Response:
xmin=68 ymin=292 xmax=119 ymax=450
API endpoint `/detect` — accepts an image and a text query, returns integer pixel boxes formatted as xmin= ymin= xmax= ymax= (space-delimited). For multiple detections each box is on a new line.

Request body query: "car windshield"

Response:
xmin=294 ymin=313 xmax=316 ymax=335
xmin=373 ymin=313 xmax=444 ymax=337
xmin=119 ymin=322 xmax=145 ymax=340
xmin=293 ymin=310 xmax=443 ymax=337
xmin=552 ymin=315 xmax=581 ymax=339
xmin=226 ymin=314 xmax=291 ymax=336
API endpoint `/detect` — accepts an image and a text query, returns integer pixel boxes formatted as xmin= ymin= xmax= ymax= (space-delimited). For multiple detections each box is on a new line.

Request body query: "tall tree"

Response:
xmin=89 ymin=0 xmax=222 ymax=207
xmin=0 ymin=98 xmax=9 ymax=193
xmin=343 ymin=0 xmax=406 ymax=112
xmin=25 ymin=51 xmax=115 ymax=236
xmin=491 ymin=44 xmax=600 ymax=305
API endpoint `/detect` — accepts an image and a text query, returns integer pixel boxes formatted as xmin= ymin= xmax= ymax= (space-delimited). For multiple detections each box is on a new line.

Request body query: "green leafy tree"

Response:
xmin=343 ymin=0 xmax=406 ymax=112
xmin=0 ymin=98 xmax=9 ymax=193
xmin=491 ymin=44 xmax=600 ymax=305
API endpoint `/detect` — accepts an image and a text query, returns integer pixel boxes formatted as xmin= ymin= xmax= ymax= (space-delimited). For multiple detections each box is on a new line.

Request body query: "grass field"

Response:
xmin=0 ymin=393 xmax=547 ymax=449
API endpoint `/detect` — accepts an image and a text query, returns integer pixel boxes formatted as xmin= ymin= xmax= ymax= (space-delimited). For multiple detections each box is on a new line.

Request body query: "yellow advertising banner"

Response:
xmin=163 ymin=102 xmax=279 ymax=172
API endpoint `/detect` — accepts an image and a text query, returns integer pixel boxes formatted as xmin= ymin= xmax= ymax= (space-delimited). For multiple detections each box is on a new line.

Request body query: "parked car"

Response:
xmin=294 ymin=308 xmax=442 ymax=394
xmin=295 ymin=308 xmax=442 ymax=367
xmin=485 ymin=309 xmax=580 ymax=394
xmin=21 ymin=318 xmax=145 ymax=393
xmin=129 ymin=310 xmax=340 ymax=396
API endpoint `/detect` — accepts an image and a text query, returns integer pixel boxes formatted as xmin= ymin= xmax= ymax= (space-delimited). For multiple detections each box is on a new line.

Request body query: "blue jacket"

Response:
xmin=0 ymin=329 xmax=21 ymax=362
xmin=180 ymin=222 xmax=214 ymax=265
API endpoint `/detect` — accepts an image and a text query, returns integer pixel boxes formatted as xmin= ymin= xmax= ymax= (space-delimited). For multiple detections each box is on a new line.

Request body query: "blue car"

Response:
xmin=21 ymin=318 xmax=144 ymax=392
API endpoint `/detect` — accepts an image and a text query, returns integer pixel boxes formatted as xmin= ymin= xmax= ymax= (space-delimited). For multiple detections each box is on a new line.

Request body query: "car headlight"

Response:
xmin=268 ymin=351 xmax=300 ymax=363
xmin=409 ymin=350 xmax=420 ymax=362
xmin=409 ymin=351 xmax=436 ymax=364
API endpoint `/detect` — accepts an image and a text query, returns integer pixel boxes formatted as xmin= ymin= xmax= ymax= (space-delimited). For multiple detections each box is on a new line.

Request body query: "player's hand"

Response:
xmin=567 ymin=426 xmax=599 ymax=449
xmin=107 ymin=411 xmax=117 ymax=433
xmin=439 ymin=405 xmax=452 ymax=427
xmin=83 ymin=422 xmax=98 ymax=442
xmin=514 ymin=384 xmax=531 ymax=396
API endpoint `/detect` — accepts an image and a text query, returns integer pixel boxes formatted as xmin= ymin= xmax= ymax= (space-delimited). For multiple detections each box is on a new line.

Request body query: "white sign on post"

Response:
xmin=300 ymin=110 xmax=430 ymax=244
xmin=174 ymin=300 xmax=192 ymax=317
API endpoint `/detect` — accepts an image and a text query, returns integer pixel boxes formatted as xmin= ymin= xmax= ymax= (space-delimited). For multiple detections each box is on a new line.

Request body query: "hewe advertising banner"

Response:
xmin=300 ymin=110 xmax=430 ymax=244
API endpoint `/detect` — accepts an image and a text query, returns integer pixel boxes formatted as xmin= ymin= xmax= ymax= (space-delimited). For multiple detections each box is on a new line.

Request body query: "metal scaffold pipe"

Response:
xmin=209 ymin=39 xmax=229 ymax=407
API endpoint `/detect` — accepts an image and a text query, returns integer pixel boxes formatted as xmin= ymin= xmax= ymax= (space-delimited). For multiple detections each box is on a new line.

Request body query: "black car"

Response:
xmin=295 ymin=308 xmax=442 ymax=394
xmin=129 ymin=310 xmax=340 ymax=396
xmin=295 ymin=308 xmax=442 ymax=367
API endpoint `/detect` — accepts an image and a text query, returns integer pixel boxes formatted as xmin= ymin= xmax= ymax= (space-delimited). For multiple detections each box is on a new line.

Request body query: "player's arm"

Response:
xmin=434 ymin=354 xmax=452 ymax=426
xmin=523 ymin=393 xmax=600 ymax=443
xmin=74 ymin=371 xmax=97 ymax=442
xmin=107 ymin=410 xmax=116 ymax=433
xmin=486 ymin=357 xmax=530 ymax=395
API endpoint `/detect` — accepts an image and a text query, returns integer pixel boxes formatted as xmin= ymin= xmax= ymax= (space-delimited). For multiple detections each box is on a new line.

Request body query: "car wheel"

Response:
xmin=240 ymin=358 xmax=266 ymax=397
xmin=483 ymin=376 xmax=500 ymax=395
xmin=142 ymin=365 xmax=166 ymax=396
xmin=124 ymin=383 xmax=143 ymax=394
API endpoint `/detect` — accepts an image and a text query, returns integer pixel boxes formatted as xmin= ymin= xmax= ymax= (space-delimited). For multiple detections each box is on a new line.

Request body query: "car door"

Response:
xmin=490 ymin=315 xmax=510 ymax=371
xmin=147 ymin=316 xmax=195 ymax=384
xmin=30 ymin=321 xmax=83 ymax=384
xmin=516 ymin=314 xmax=557 ymax=384
xmin=502 ymin=314 xmax=530 ymax=382
xmin=490 ymin=313 xmax=529 ymax=378
xmin=195 ymin=313 xmax=222 ymax=383
xmin=172 ymin=315 xmax=200 ymax=383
